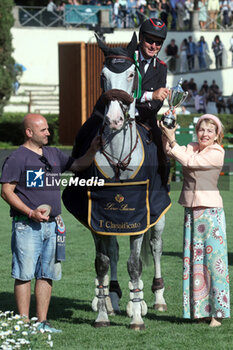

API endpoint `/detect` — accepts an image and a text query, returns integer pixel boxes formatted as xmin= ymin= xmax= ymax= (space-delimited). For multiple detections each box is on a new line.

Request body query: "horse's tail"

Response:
xmin=140 ymin=229 xmax=153 ymax=267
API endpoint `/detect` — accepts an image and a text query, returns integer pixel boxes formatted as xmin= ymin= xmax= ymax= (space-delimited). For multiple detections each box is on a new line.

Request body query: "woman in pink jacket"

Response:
xmin=160 ymin=114 xmax=230 ymax=327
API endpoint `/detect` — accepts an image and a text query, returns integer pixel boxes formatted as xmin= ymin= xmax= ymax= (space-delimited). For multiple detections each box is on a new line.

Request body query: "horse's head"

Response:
xmin=96 ymin=33 xmax=139 ymax=131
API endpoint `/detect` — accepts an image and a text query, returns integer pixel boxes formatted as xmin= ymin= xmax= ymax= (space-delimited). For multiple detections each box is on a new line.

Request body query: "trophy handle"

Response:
xmin=178 ymin=91 xmax=189 ymax=106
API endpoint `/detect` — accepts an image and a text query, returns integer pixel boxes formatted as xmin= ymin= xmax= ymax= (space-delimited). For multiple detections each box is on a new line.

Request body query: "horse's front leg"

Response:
xmin=91 ymin=233 xmax=114 ymax=327
xmin=126 ymin=234 xmax=147 ymax=330
xmin=150 ymin=216 xmax=167 ymax=311
xmin=108 ymin=236 xmax=122 ymax=314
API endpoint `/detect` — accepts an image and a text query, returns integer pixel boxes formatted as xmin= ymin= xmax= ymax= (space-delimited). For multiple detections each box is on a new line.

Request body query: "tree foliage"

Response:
xmin=0 ymin=0 xmax=16 ymax=116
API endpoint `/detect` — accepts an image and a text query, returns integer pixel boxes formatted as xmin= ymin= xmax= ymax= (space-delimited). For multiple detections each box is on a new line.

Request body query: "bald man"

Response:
xmin=0 ymin=113 xmax=101 ymax=332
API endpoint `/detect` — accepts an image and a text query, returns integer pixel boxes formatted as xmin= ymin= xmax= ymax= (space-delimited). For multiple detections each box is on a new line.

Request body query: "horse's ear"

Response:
xmin=95 ymin=33 xmax=109 ymax=56
xmin=127 ymin=32 xmax=138 ymax=58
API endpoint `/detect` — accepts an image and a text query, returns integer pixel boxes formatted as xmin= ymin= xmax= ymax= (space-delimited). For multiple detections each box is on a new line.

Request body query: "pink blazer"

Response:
xmin=164 ymin=141 xmax=224 ymax=208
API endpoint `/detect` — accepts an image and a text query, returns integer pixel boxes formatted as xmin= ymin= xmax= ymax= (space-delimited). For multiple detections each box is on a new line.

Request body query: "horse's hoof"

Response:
xmin=153 ymin=303 xmax=167 ymax=312
xmin=129 ymin=323 xmax=145 ymax=331
xmin=94 ymin=321 xmax=110 ymax=328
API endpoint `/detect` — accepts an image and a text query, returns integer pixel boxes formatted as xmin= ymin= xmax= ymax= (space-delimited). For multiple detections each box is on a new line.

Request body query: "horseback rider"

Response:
xmin=73 ymin=18 xmax=169 ymax=185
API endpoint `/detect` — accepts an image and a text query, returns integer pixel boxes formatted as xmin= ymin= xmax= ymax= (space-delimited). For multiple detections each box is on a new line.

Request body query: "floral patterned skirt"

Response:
xmin=183 ymin=207 xmax=230 ymax=319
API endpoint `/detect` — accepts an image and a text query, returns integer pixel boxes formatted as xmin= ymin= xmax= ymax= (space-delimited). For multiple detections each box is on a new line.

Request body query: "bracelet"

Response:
xmin=169 ymin=140 xmax=177 ymax=147
xmin=28 ymin=209 xmax=33 ymax=218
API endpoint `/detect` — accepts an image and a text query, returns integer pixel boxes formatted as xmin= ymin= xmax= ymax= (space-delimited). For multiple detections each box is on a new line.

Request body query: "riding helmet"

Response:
xmin=139 ymin=18 xmax=167 ymax=40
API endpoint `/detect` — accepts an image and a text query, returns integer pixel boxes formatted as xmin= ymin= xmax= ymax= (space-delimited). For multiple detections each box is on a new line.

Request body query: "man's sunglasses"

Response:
xmin=39 ymin=156 xmax=52 ymax=172
xmin=144 ymin=36 xmax=163 ymax=46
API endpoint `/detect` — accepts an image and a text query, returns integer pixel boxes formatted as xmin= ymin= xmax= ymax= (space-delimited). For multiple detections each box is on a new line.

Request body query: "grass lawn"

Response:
xmin=0 ymin=179 xmax=233 ymax=350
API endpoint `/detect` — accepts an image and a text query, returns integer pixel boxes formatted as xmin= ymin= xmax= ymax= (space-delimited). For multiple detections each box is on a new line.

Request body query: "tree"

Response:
xmin=0 ymin=0 xmax=17 ymax=116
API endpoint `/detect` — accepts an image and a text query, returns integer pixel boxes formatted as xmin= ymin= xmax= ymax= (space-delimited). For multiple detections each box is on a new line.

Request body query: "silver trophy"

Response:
xmin=161 ymin=78 xmax=189 ymax=129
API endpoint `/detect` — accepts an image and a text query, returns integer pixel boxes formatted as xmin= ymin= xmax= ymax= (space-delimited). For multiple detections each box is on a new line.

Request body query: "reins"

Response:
xmin=100 ymin=121 xmax=139 ymax=180
xmin=99 ymin=54 xmax=141 ymax=179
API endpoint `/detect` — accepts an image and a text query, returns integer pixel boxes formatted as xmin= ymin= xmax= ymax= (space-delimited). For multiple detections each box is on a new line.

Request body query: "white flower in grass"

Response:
xmin=30 ymin=317 xmax=38 ymax=321
xmin=22 ymin=331 xmax=28 ymax=336
xmin=14 ymin=325 xmax=20 ymax=331
xmin=7 ymin=318 xmax=12 ymax=321
xmin=7 ymin=338 xmax=16 ymax=343
xmin=48 ymin=334 xmax=52 ymax=341
xmin=5 ymin=330 xmax=12 ymax=336
xmin=12 ymin=314 xmax=21 ymax=320
xmin=1 ymin=323 xmax=8 ymax=327
xmin=47 ymin=340 xmax=54 ymax=347
xmin=17 ymin=320 xmax=24 ymax=325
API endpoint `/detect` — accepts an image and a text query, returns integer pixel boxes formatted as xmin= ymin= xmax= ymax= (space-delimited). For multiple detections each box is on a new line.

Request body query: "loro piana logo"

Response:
xmin=115 ymin=194 xmax=124 ymax=203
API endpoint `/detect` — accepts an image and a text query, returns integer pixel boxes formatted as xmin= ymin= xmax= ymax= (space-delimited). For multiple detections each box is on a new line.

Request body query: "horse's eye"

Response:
xmin=128 ymin=72 xmax=134 ymax=80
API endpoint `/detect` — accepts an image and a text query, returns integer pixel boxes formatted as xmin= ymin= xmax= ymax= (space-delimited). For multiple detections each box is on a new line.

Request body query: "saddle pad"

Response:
xmin=88 ymin=180 xmax=150 ymax=236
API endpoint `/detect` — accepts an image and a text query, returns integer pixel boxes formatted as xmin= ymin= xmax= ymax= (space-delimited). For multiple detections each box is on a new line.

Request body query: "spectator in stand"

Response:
xmin=227 ymin=93 xmax=233 ymax=113
xmin=216 ymin=91 xmax=226 ymax=113
xmin=206 ymin=88 xmax=218 ymax=114
xmin=229 ymin=34 xmax=233 ymax=66
xmin=184 ymin=0 xmax=193 ymax=29
xmin=212 ymin=35 xmax=224 ymax=69
xmin=230 ymin=0 xmax=233 ymax=25
xmin=127 ymin=0 xmax=138 ymax=27
xmin=187 ymin=36 xmax=196 ymax=71
xmin=181 ymin=79 xmax=192 ymax=104
xmin=148 ymin=0 xmax=160 ymax=18
xmin=182 ymin=79 xmax=189 ymax=92
xmin=188 ymin=77 xmax=198 ymax=97
xmin=207 ymin=0 xmax=220 ymax=29
xmin=119 ymin=0 xmax=128 ymax=28
xmin=210 ymin=80 xmax=219 ymax=93
xmin=176 ymin=0 xmax=185 ymax=29
xmin=57 ymin=1 xmax=66 ymax=12
xmin=47 ymin=0 xmax=57 ymax=12
xmin=220 ymin=0 xmax=230 ymax=28
xmin=165 ymin=38 xmax=179 ymax=72
xmin=180 ymin=38 xmax=188 ymax=73
xmin=198 ymin=0 xmax=208 ymax=28
xmin=113 ymin=0 xmax=121 ymax=27
xmin=201 ymin=80 xmax=209 ymax=93
xmin=137 ymin=0 xmax=148 ymax=25
xmin=197 ymin=36 xmax=209 ymax=69
xmin=194 ymin=89 xmax=207 ymax=113
xmin=159 ymin=0 xmax=170 ymax=26
xmin=170 ymin=0 xmax=177 ymax=29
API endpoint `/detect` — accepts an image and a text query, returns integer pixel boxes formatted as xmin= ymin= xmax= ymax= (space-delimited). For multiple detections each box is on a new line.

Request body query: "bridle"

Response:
xmin=99 ymin=56 xmax=139 ymax=179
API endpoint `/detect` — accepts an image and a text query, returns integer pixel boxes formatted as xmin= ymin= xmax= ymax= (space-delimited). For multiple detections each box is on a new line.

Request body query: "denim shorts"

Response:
xmin=11 ymin=219 xmax=61 ymax=281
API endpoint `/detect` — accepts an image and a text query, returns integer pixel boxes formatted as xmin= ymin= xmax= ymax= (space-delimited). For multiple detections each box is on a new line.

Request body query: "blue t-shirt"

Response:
xmin=0 ymin=146 xmax=74 ymax=217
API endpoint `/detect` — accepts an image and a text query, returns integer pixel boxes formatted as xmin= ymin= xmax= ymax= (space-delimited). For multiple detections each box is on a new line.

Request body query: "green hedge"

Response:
xmin=0 ymin=113 xmax=59 ymax=146
xmin=0 ymin=112 xmax=233 ymax=147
